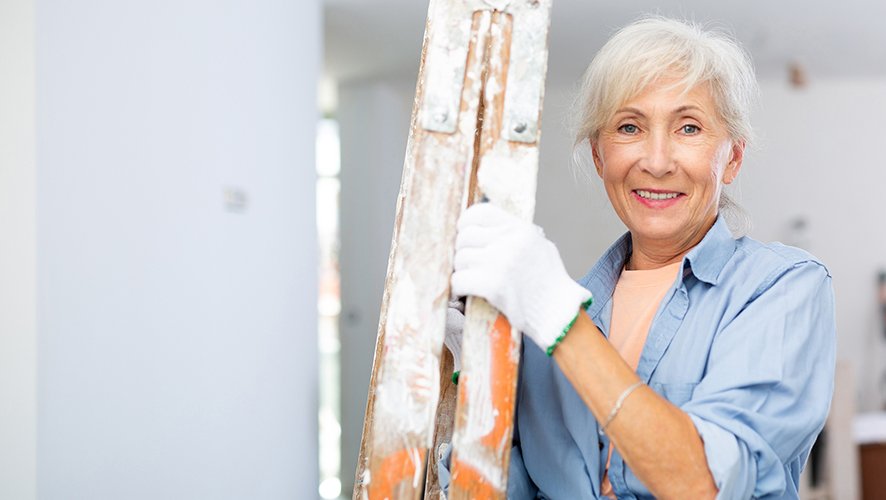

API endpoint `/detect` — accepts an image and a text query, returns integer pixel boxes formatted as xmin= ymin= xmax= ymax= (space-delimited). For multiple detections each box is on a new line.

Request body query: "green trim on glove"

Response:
xmin=546 ymin=296 xmax=594 ymax=356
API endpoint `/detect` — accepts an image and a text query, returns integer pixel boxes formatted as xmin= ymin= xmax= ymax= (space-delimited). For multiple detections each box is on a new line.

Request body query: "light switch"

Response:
xmin=224 ymin=187 xmax=248 ymax=213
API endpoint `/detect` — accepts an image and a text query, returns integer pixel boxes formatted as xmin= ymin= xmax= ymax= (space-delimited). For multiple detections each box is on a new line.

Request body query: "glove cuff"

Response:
xmin=545 ymin=294 xmax=594 ymax=356
xmin=528 ymin=279 xmax=593 ymax=350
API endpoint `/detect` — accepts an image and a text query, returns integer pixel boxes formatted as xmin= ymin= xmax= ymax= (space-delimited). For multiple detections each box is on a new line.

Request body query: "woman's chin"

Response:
xmin=625 ymin=212 xmax=716 ymax=247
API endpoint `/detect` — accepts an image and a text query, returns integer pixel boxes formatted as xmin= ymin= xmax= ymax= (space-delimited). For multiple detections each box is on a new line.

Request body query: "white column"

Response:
xmin=34 ymin=0 xmax=320 ymax=497
xmin=0 ymin=0 xmax=37 ymax=498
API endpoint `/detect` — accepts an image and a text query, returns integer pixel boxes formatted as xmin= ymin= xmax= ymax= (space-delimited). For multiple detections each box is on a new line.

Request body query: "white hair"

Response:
xmin=573 ymin=16 xmax=758 ymax=146
xmin=572 ymin=16 xmax=759 ymax=235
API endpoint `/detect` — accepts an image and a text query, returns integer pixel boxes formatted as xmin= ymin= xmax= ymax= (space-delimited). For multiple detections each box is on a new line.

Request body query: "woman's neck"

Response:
xmin=627 ymin=219 xmax=716 ymax=271
xmin=625 ymin=247 xmax=688 ymax=271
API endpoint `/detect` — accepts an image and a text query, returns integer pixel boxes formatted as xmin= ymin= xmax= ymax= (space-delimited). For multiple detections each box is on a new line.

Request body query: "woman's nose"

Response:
xmin=639 ymin=131 xmax=675 ymax=177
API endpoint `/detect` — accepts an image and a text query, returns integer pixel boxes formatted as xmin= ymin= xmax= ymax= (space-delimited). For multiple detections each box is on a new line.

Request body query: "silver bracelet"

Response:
xmin=599 ymin=381 xmax=644 ymax=435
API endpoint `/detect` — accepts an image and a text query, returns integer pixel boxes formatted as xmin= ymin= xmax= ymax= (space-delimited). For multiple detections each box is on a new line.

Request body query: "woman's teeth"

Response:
xmin=636 ymin=190 xmax=679 ymax=200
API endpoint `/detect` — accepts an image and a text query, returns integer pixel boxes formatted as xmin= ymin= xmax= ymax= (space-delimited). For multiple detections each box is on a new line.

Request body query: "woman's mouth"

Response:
xmin=632 ymin=189 xmax=684 ymax=207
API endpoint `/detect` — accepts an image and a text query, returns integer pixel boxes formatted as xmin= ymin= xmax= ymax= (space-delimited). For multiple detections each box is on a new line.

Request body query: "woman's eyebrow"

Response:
xmin=614 ymin=105 xmax=704 ymax=117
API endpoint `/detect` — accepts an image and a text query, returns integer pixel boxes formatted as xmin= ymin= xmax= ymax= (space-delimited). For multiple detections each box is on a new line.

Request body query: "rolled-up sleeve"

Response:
xmin=682 ymin=261 xmax=836 ymax=499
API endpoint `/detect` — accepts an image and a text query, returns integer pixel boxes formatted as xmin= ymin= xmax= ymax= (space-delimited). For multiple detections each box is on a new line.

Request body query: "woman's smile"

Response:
xmin=632 ymin=189 xmax=685 ymax=208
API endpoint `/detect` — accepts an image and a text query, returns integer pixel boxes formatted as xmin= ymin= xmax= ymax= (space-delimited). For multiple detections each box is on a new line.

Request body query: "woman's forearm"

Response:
xmin=552 ymin=311 xmax=717 ymax=499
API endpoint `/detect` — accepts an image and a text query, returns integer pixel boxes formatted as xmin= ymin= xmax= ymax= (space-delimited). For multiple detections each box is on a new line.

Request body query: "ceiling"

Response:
xmin=324 ymin=0 xmax=886 ymax=86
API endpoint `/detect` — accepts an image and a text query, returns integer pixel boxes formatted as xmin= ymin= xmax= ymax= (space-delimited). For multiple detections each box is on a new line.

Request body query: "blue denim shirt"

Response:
xmin=508 ymin=217 xmax=836 ymax=499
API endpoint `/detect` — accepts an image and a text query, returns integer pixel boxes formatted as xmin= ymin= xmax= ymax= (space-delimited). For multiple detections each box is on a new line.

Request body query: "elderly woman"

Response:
xmin=446 ymin=16 xmax=836 ymax=499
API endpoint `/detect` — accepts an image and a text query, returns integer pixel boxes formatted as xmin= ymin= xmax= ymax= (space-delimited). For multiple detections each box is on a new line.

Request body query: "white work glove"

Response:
xmin=443 ymin=298 xmax=465 ymax=382
xmin=450 ymin=203 xmax=592 ymax=353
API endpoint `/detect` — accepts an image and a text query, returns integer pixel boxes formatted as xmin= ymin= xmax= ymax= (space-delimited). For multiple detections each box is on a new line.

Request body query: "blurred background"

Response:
xmin=2 ymin=0 xmax=886 ymax=499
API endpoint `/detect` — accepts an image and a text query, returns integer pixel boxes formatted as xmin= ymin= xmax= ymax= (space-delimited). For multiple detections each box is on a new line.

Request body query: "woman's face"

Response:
xmin=592 ymin=78 xmax=744 ymax=255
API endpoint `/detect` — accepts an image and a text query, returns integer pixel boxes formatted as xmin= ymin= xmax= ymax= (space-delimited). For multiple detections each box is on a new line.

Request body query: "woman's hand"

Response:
xmin=450 ymin=203 xmax=591 ymax=351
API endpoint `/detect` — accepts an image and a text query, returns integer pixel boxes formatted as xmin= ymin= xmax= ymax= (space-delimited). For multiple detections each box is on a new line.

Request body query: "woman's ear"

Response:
xmin=590 ymin=140 xmax=604 ymax=178
xmin=723 ymin=140 xmax=745 ymax=185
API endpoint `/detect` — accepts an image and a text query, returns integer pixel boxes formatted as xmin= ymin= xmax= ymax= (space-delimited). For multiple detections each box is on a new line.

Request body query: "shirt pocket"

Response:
xmin=649 ymin=381 xmax=698 ymax=407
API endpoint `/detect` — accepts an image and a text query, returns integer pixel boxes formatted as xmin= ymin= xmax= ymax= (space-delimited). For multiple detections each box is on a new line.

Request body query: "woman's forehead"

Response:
xmin=613 ymin=79 xmax=719 ymax=117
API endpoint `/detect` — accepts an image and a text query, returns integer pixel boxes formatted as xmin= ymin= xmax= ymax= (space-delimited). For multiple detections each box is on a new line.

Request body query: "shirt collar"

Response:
xmin=579 ymin=216 xmax=736 ymax=302
xmin=683 ymin=216 xmax=737 ymax=286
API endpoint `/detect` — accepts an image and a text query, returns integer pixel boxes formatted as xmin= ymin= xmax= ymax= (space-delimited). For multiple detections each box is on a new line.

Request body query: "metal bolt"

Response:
xmin=434 ymin=108 xmax=449 ymax=124
xmin=514 ymin=122 xmax=528 ymax=134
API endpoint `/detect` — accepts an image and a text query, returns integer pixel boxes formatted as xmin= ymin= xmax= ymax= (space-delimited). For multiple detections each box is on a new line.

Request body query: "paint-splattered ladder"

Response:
xmin=354 ymin=1 xmax=553 ymax=498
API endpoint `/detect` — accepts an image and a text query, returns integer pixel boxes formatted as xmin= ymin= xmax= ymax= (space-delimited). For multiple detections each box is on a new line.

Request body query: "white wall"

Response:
xmin=34 ymin=1 xmax=320 ymax=498
xmin=0 ymin=0 xmax=37 ymax=498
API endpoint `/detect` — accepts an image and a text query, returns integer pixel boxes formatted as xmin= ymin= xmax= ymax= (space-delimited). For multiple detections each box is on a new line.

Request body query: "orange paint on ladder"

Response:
xmin=366 ymin=447 xmax=427 ymax=500
xmin=450 ymin=313 xmax=520 ymax=499
xmin=482 ymin=314 xmax=519 ymax=450
xmin=449 ymin=458 xmax=503 ymax=499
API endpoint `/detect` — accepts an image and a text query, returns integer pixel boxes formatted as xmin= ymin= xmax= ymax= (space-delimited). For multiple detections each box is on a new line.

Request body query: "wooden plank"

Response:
xmin=356 ymin=2 xmax=552 ymax=498
xmin=354 ymin=3 xmax=494 ymax=498
xmin=449 ymin=2 xmax=552 ymax=498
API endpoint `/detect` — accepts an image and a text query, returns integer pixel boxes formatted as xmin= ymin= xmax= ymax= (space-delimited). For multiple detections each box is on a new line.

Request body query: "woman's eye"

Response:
xmin=618 ymin=124 xmax=639 ymax=134
xmin=681 ymin=124 xmax=700 ymax=134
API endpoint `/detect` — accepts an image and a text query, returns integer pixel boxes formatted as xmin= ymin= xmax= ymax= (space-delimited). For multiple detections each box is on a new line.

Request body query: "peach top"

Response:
xmin=600 ymin=261 xmax=681 ymax=499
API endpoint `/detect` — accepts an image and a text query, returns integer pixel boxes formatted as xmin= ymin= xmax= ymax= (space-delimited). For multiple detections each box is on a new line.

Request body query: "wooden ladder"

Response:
xmin=354 ymin=1 xmax=553 ymax=498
